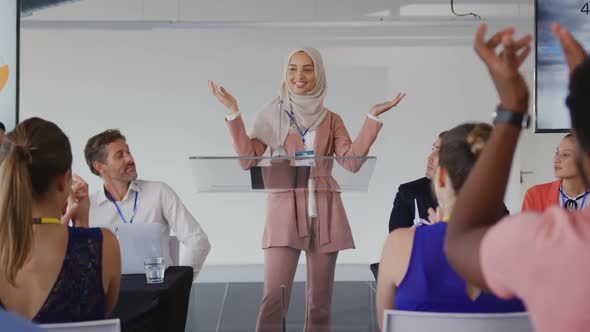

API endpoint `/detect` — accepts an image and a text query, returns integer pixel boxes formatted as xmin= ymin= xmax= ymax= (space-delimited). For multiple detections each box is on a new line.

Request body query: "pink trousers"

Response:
xmin=256 ymin=230 xmax=338 ymax=332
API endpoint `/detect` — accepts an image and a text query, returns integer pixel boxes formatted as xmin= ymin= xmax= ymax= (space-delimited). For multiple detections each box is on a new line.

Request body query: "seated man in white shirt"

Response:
xmin=84 ymin=129 xmax=211 ymax=280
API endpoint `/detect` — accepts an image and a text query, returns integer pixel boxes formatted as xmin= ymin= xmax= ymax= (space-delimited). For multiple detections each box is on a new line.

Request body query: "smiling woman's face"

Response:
xmin=554 ymin=137 xmax=580 ymax=179
xmin=287 ymin=51 xmax=316 ymax=95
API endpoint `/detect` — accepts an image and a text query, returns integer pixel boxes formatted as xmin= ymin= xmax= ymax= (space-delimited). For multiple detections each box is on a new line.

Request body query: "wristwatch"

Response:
xmin=492 ymin=107 xmax=530 ymax=129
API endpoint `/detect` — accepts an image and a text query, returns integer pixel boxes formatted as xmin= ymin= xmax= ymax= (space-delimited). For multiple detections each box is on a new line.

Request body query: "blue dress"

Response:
xmin=395 ymin=222 xmax=525 ymax=313
xmin=32 ymin=227 xmax=106 ymax=323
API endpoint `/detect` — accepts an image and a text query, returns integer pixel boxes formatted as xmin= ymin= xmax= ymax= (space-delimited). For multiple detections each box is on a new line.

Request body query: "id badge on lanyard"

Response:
xmin=284 ymin=109 xmax=315 ymax=167
xmin=295 ymin=150 xmax=315 ymax=167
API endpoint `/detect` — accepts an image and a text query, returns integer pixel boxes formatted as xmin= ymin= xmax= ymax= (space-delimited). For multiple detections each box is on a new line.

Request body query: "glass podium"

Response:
xmin=189 ymin=156 xmax=377 ymax=192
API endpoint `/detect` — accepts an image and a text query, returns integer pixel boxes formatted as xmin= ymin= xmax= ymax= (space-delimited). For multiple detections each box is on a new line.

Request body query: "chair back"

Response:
xmin=39 ymin=319 xmax=121 ymax=332
xmin=382 ymin=310 xmax=533 ymax=332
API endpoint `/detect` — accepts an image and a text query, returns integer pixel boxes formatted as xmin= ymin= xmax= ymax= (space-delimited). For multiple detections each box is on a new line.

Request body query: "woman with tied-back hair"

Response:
xmin=0 ymin=117 xmax=121 ymax=323
xmin=209 ymin=47 xmax=405 ymax=331
xmin=376 ymin=123 xmax=525 ymax=330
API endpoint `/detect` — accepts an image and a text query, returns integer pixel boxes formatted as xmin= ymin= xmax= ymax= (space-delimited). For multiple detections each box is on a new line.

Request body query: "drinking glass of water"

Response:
xmin=144 ymin=257 xmax=166 ymax=284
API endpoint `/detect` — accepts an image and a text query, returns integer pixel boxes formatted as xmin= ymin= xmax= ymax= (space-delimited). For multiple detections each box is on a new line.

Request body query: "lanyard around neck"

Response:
xmin=559 ymin=187 xmax=589 ymax=210
xmin=106 ymin=190 xmax=138 ymax=224
xmin=32 ymin=217 xmax=61 ymax=225
xmin=283 ymin=109 xmax=310 ymax=144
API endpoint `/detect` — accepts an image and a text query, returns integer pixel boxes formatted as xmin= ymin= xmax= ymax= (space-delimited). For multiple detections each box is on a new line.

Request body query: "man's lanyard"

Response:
xmin=32 ymin=217 xmax=61 ymax=225
xmin=106 ymin=191 xmax=138 ymax=224
xmin=559 ymin=187 xmax=589 ymax=210
xmin=283 ymin=109 xmax=310 ymax=144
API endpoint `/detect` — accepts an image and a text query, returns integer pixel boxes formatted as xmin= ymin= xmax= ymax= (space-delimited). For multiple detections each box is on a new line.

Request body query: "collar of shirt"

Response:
xmin=97 ymin=180 xmax=143 ymax=206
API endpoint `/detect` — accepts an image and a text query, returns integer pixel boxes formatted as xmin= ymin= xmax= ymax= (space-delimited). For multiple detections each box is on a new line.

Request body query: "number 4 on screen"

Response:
xmin=582 ymin=2 xmax=590 ymax=14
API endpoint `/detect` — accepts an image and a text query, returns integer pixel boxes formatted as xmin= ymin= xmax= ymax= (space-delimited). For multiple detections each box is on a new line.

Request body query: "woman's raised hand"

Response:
xmin=209 ymin=80 xmax=239 ymax=114
xmin=551 ymin=23 xmax=587 ymax=75
xmin=61 ymin=174 xmax=90 ymax=227
xmin=369 ymin=92 xmax=407 ymax=117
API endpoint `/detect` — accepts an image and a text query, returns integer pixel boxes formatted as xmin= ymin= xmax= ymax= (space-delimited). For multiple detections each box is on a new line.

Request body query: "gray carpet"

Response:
xmin=185 ymin=281 xmax=378 ymax=332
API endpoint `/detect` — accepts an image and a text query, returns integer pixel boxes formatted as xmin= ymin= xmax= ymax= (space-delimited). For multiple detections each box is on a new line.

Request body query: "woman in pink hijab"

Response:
xmin=209 ymin=47 xmax=405 ymax=331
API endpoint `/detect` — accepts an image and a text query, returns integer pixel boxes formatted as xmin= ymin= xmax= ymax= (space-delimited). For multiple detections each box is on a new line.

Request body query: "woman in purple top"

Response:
xmin=376 ymin=123 xmax=524 ymax=329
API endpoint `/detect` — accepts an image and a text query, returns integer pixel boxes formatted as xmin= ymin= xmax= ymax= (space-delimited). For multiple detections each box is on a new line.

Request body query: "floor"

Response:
xmin=185 ymin=281 xmax=378 ymax=332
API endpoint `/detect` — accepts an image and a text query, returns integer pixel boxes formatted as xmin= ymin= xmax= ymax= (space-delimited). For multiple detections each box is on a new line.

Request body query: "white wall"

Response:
xmin=19 ymin=24 xmax=534 ymax=265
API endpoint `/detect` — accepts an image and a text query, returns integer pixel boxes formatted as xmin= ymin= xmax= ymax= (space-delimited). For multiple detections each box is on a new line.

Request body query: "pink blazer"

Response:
xmin=522 ymin=180 xmax=561 ymax=212
xmin=226 ymin=111 xmax=382 ymax=253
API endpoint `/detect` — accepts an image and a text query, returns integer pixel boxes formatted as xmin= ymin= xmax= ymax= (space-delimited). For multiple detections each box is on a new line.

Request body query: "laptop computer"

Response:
xmin=101 ymin=223 xmax=163 ymax=274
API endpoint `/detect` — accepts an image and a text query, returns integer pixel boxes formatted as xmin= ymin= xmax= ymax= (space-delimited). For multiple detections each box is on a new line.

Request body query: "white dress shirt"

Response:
xmin=89 ymin=179 xmax=211 ymax=280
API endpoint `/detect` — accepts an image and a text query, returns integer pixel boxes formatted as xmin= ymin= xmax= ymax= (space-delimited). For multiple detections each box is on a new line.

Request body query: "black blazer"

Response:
xmin=388 ymin=177 xmax=437 ymax=232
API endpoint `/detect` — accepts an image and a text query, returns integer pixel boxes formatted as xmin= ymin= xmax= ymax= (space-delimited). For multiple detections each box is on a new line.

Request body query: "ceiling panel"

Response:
xmin=20 ymin=0 xmax=534 ymax=46
xmin=179 ymin=0 xmax=316 ymax=21
xmin=23 ymin=0 xmax=535 ymax=21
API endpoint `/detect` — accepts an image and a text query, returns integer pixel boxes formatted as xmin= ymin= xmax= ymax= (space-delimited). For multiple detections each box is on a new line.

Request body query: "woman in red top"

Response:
xmin=522 ymin=134 xmax=589 ymax=212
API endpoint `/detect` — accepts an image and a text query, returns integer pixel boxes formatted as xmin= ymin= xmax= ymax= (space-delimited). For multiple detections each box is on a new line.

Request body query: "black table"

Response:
xmin=110 ymin=266 xmax=193 ymax=332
